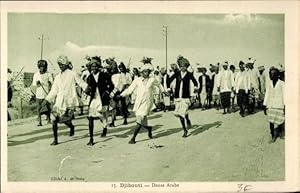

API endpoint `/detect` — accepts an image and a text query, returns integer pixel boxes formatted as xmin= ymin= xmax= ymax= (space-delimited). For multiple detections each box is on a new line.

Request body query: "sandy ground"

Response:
xmin=7 ymin=108 xmax=284 ymax=182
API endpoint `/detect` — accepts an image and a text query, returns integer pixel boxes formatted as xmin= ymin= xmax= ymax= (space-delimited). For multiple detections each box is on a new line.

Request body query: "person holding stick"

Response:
xmin=31 ymin=60 xmax=53 ymax=126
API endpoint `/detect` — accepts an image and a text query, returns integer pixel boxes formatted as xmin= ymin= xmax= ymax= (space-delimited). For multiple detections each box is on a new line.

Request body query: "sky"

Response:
xmin=8 ymin=13 xmax=284 ymax=73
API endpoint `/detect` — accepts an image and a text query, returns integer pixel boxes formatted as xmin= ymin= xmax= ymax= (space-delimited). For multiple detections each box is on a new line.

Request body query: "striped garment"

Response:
xmin=267 ymin=108 xmax=285 ymax=128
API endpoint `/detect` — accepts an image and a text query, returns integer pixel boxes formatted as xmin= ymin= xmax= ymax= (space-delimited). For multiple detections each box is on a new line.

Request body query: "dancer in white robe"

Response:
xmin=121 ymin=63 xmax=166 ymax=144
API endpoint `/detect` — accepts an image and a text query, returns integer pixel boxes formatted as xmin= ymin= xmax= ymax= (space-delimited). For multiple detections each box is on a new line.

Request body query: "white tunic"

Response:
xmin=212 ymin=73 xmax=220 ymax=95
xmin=32 ymin=71 xmax=53 ymax=99
xmin=88 ymin=73 xmax=103 ymax=117
xmin=112 ymin=73 xmax=127 ymax=92
xmin=218 ymin=70 xmax=234 ymax=93
xmin=121 ymin=77 xmax=164 ymax=117
xmin=263 ymin=79 xmax=284 ymax=109
xmin=46 ymin=69 xmax=87 ymax=112
xmin=234 ymin=71 xmax=250 ymax=93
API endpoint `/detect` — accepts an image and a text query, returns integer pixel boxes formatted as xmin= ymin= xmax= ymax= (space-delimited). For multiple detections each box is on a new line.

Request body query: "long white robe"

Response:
xmin=121 ymin=77 xmax=164 ymax=117
xmin=46 ymin=69 xmax=87 ymax=113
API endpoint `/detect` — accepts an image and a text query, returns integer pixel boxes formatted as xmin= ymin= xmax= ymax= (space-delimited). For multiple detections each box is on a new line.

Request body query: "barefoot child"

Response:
xmin=167 ymin=55 xmax=199 ymax=137
xmin=120 ymin=61 xmax=167 ymax=144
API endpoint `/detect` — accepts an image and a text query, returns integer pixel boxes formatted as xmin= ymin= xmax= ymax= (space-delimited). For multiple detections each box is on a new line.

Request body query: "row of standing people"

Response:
xmin=153 ymin=59 xmax=278 ymax=118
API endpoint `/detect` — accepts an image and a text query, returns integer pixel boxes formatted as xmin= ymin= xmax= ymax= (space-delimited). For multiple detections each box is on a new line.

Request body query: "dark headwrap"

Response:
xmin=90 ymin=56 xmax=102 ymax=68
xmin=119 ymin=62 xmax=126 ymax=69
xmin=141 ymin=57 xmax=153 ymax=64
xmin=177 ymin=55 xmax=190 ymax=67
xmin=239 ymin=61 xmax=245 ymax=66
xmin=91 ymin=56 xmax=102 ymax=66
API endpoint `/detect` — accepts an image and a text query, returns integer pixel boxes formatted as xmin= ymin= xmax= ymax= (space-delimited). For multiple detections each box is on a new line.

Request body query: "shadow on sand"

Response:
xmin=8 ymin=125 xmax=87 ymax=147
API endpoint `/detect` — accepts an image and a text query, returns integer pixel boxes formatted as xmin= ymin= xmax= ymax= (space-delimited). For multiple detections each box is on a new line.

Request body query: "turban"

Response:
xmin=239 ymin=61 xmax=245 ymax=66
xmin=140 ymin=64 xmax=154 ymax=72
xmin=177 ymin=55 xmax=190 ymax=67
xmin=90 ymin=58 xmax=101 ymax=67
xmin=57 ymin=55 xmax=69 ymax=65
xmin=258 ymin=66 xmax=265 ymax=71
xmin=141 ymin=57 xmax=153 ymax=64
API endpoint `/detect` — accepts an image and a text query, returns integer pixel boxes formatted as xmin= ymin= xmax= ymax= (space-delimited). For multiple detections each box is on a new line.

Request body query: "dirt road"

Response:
xmin=7 ymin=108 xmax=284 ymax=182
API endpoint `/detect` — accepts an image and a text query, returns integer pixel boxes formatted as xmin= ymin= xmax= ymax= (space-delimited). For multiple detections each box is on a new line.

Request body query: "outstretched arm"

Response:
xmin=120 ymin=79 xmax=137 ymax=97
xmin=74 ymin=72 xmax=88 ymax=90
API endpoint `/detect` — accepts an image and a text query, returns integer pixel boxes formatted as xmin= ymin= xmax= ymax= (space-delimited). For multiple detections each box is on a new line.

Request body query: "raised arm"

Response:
xmin=120 ymin=78 xmax=138 ymax=97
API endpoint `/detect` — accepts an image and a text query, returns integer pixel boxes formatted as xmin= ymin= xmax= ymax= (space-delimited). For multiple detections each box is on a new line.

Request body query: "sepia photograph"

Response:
xmin=1 ymin=1 xmax=299 ymax=193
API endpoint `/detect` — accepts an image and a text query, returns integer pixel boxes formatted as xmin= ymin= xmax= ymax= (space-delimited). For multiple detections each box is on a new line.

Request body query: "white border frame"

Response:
xmin=1 ymin=1 xmax=299 ymax=192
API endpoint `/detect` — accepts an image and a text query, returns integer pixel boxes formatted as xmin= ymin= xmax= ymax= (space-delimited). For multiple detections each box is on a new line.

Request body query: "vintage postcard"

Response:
xmin=1 ymin=1 xmax=299 ymax=193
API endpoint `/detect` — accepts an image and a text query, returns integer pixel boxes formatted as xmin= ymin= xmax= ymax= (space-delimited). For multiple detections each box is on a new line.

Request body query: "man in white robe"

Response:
xmin=234 ymin=61 xmax=250 ymax=117
xmin=44 ymin=55 xmax=88 ymax=145
xmin=218 ymin=62 xmax=234 ymax=114
xmin=121 ymin=63 xmax=166 ymax=144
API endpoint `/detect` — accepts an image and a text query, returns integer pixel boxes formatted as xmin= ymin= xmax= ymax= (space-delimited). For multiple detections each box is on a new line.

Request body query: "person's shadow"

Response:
xmin=189 ymin=121 xmax=222 ymax=136
xmin=7 ymin=125 xmax=87 ymax=147
xmin=153 ymin=126 xmax=185 ymax=139
xmin=8 ymin=124 xmax=87 ymax=139
xmin=111 ymin=124 xmax=163 ymax=139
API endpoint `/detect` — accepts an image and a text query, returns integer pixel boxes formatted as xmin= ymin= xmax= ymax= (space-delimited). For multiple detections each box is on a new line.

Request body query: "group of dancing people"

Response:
xmin=29 ymin=54 xmax=285 ymax=146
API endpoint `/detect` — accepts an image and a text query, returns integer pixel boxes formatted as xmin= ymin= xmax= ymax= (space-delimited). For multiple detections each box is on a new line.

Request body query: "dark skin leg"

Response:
xmin=64 ymin=121 xmax=75 ymax=136
xmin=269 ymin=123 xmax=278 ymax=143
xmin=223 ymin=108 xmax=226 ymax=114
xmin=185 ymin=114 xmax=191 ymax=128
xmin=129 ymin=123 xmax=142 ymax=144
xmin=87 ymin=117 xmax=94 ymax=146
xmin=121 ymin=97 xmax=128 ymax=125
xmin=46 ymin=113 xmax=51 ymax=124
xmin=278 ymin=123 xmax=285 ymax=139
xmin=38 ymin=112 xmax=42 ymax=126
xmin=51 ymin=120 xmax=58 ymax=145
xmin=37 ymin=101 xmax=42 ymax=126
xmin=141 ymin=117 xmax=152 ymax=139
xmin=101 ymin=126 xmax=107 ymax=138
xmin=180 ymin=116 xmax=188 ymax=137
xmin=110 ymin=113 xmax=116 ymax=127
xmin=227 ymin=107 xmax=231 ymax=113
